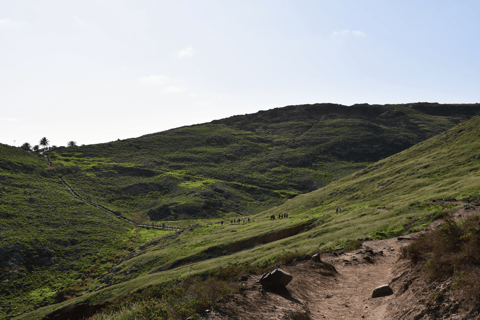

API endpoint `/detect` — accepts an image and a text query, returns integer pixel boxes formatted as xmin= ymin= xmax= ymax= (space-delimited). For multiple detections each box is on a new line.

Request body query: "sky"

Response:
xmin=1 ymin=0 xmax=480 ymax=147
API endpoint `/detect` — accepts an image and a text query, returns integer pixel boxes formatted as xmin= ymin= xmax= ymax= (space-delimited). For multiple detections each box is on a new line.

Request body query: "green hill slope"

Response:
xmin=0 ymin=145 xmax=171 ymax=318
xmin=21 ymin=115 xmax=480 ymax=319
xmin=48 ymin=103 xmax=480 ymax=223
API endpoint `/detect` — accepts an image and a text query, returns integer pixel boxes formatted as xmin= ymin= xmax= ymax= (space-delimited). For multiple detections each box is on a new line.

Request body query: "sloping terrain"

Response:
xmin=17 ymin=115 xmax=480 ymax=319
xmin=48 ymin=103 xmax=480 ymax=223
xmin=0 ymin=145 xmax=172 ymax=318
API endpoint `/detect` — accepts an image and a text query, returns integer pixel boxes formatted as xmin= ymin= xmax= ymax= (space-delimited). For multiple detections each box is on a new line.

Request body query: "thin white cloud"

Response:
xmin=0 ymin=18 xmax=21 ymax=27
xmin=138 ymin=75 xmax=186 ymax=93
xmin=352 ymin=30 xmax=366 ymax=37
xmin=163 ymin=86 xmax=186 ymax=93
xmin=139 ymin=75 xmax=170 ymax=85
xmin=0 ymin=117 xmax=18 ymax=122
xmin=177 ymin=47 xmax=194 ymax=58
xmin=74 ymin=16 xmax=87 ymax=26
xmin=332 ymin=29 xmax=366 ymax=37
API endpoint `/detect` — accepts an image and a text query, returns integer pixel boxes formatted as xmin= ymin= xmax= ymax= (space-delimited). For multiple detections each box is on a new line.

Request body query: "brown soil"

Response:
xmin=206 ymin=201 xmax=480 ymax=320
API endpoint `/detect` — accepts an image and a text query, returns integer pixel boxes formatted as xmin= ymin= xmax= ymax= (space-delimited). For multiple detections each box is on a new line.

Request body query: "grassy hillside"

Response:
xmin=48 ymin=103 xmax=480 ymax=223
xmin=0 ymin=145 xmax=172 ymax=318
xmin=21 ymin=115 xmax=480 ymax=319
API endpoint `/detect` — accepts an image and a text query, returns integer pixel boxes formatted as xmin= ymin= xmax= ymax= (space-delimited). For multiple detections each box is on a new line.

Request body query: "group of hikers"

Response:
xmin=269 ymin=213 xmax=288 ymax=220
xmin=225 ymin=213 xmax=292 ymax=224
xmin=228 ymin=213 xmax=290 ymax=224
xmin=231 ymin=218 xmax=251 ymax=224
xmin=335 ymin=207 xmax=342 ymax=213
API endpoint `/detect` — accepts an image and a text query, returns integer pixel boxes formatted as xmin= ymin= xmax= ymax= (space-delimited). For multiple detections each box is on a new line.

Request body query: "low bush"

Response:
xmin=344 ymin=240 xmax=363 ymax=252
xmin=402 ymin=214 xmax=480 ymax=303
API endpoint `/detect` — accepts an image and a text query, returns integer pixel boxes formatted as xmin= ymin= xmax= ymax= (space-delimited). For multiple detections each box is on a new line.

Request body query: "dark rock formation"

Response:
xmin=259 ymin=268 xmax=293 ymax=290
xmin=372 ymin=284 xmax=393 ymax=298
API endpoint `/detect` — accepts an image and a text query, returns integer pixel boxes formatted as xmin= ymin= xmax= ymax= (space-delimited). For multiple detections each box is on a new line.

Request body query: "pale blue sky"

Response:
xmin=1 ymin=1 xmax=479 ymax=147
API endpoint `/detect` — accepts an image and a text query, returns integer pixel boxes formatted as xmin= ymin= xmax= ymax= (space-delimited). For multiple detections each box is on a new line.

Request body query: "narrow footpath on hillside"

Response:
xmin=43 ymin=153 xmax=183 ymax=232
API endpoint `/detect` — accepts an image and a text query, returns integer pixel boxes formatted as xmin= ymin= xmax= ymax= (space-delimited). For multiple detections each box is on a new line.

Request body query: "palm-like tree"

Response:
xmin=39 ymin=137 xmax=49 ymax=150
xmin=33 ymin=145 xmax=39 ymax=152
xmin=67 ymin=141 xmax=77 ymax=148
xmin=20 ymin=142 xmax=32 ymax=151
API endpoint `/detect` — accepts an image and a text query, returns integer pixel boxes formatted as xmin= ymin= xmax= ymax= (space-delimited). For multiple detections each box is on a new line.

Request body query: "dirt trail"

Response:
xmin=307 ymin=239 xmax=402 ymax=319
xmin=209 ymin=238 xmax=409 ymax=320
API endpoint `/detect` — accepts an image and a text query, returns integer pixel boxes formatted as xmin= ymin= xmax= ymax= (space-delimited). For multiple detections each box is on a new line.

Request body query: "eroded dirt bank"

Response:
xmin=162 ymin=223 xmax=311 ymax=271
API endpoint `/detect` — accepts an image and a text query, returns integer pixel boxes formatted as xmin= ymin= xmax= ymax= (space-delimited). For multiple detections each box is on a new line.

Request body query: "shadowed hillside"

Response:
xmin=49 ymin=102 xmax=480 ymax=223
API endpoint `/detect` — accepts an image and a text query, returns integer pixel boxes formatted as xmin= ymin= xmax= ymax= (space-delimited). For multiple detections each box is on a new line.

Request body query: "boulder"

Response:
xmin=372 ymin=284 xmax=393 ymax=298
xmin=259 ymin=268 xmax=293 ymax=289
xmin=312 ymin=253 xmax=322 ymax=262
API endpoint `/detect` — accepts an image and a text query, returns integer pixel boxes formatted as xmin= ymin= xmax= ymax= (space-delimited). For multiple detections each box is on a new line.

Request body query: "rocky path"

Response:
xmin=313 ymin=238 xmax=404 ymax=320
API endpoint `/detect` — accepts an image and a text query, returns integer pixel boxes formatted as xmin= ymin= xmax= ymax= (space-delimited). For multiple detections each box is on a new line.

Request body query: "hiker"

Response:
xmin=336 ymin=208 xmax=338 ymax=213
xmin=248 ymin=218 xmax=250 ymax=222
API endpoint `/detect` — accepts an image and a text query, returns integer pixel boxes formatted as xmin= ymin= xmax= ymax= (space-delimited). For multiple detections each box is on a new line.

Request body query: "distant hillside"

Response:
xmin=49 ymin=103 xmax=480 ymax=223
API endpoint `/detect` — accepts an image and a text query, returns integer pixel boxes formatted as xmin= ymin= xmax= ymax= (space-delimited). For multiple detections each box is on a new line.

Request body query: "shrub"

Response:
xmin=401 ymin=214 xmax=480 ymax=303
xmin=344 ymin=240 xmax=363 ymax=252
